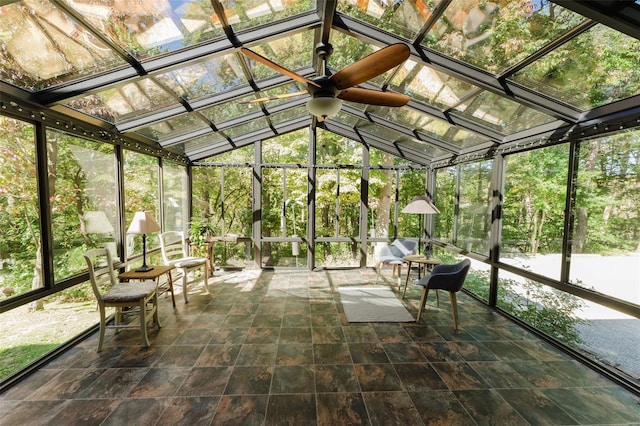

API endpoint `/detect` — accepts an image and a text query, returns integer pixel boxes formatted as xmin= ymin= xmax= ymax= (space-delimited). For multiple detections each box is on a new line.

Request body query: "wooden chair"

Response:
xmin=83 ymin=248 xmax=160 ymax=351
xmin=159 ymin=231 xmax=209 ymax=303
xmin=415 ymin=258 xmax=471 ymax=329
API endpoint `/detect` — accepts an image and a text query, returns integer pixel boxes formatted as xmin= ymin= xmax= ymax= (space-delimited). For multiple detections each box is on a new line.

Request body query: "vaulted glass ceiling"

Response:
xmin=1 ymin=0 xmax=639 ymax=165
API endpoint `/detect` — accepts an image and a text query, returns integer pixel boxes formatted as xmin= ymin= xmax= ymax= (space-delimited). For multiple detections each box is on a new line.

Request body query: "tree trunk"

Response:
xmin=574 ymin=207 xmax=588 ymax=253
xmin=375 ymin=153 xmax=394 ymax=238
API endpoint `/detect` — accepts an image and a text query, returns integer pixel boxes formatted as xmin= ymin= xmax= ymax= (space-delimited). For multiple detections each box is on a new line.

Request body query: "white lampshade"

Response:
xmin=306 ymin=96 xmax=343 ymax=118
xmin=83 ymin=211 xmax=115 ymax=234
xmin=402 ymin=195 xmax=439 ymax=214
xmin=127 ymin=211 xmax=161 ymax=234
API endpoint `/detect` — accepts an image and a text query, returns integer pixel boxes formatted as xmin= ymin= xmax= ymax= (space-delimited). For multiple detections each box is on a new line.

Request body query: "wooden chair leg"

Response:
xmin=181 ymin=268 xmax=189 ymax=304
xmin=450 ymin=291 xmax=459 ymax=331
xmin=416 ymin=287 xmax=429 ymax=323
xmin=203 ymin=263 xmax=210 ymax=294
xmin=139 ymin=299 xmax=150 ymax=347
xmin=153 ymin=291 xmax=161 ymax=328
xmin=435 ymin=289 xmax=440 ymax=306
xmin=396 ymin=265 xmax=402 ymax=290
xmin=375 ymin=262 xmax=382 ymax=284
xmin=97 ymin=305 xmax=106 ymax=352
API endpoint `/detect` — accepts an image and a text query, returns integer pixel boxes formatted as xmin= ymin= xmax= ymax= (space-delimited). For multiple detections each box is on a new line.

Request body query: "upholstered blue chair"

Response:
xmin=415 ymin=258 xmax=471 ymax=329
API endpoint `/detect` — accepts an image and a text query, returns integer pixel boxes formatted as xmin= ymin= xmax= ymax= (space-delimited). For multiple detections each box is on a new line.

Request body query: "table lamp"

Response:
xmin=127 ymin=211 xmax=160 ymax=272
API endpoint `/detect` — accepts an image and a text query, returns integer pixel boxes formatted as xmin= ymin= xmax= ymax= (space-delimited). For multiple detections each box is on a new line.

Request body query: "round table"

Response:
xmin=402 ymin=255 xmax=441 ymax=298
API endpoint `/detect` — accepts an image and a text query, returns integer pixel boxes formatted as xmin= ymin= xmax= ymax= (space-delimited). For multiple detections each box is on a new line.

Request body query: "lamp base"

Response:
xmin=135 ymin=265 xmax=154 ymax=272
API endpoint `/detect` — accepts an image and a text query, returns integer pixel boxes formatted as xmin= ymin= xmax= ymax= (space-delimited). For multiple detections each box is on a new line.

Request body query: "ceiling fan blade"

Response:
xmin=338 ymin=87 xmax=410 ymax=107
xmin=240 ymin=47 xmax=320 ymax=88
xmin=239 ymin=91 xmax=308 ymax=104
xmin=330 ymin=43 xmax=410 ymax=90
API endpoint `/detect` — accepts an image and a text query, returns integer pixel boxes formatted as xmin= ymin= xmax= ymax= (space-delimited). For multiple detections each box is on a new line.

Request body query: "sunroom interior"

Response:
xmin=1 ymin=0 xmax=639 ymax=422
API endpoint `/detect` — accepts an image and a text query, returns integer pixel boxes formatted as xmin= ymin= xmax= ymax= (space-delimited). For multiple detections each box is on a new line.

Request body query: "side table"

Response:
xmin=402 ymin=255 xmax=441 ymax=299
xmin=119 ymin=265 xmax=176 ymax=307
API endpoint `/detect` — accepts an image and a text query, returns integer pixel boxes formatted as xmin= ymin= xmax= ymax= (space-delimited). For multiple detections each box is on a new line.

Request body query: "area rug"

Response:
xmin=338 ymin=286 xmax=415 ymax=322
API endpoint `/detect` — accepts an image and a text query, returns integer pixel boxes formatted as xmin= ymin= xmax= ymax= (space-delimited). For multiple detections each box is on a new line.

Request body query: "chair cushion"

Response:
xmin=169 ymin=257 xmax=206 ymax=268
xmin=102 ymin=281 xmax=157 ymax=302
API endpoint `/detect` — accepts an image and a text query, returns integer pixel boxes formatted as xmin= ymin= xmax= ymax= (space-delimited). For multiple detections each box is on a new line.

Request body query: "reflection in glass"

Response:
xmin=156 ymin=54 xmax=245 ymax=100
xmin=455 ymin=90 xmax=556 ymax=133
xmin=570 ymin=131 xmax=639 ymax=304
xmin=423 ymin=0 xmax=583 ymax=74
xmin=227 ymin=0 xmax=316 ymax=32
xmin=0 ymin=117 xmax=41 ymax=299
xmin=501 ymin=144 xmax=569 ymax=280
xmin=0 ymin=0 xmax=126 ymax=91
xmin=511 ymin=24 xmax=640 ymax=110
xmin=390 ymin=59 xmax=476 ymax=109
xmin=48 ymin=131 xmax=118 ymax=280
xmin=61 ymin=0 xmax=225 ymax=59
xmin=338 ymin=0 xmax=439 ymax=41
xmin=458 ymin=160 xmax=492 ymax=255
xmin=66 ymin=78 xmax=178 ymax=124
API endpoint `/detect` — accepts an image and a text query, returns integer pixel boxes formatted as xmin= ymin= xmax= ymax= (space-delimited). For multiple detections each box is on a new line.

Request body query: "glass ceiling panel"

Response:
xmin=328 ymin=31 xmax=392 ymax=86
xmin=60 ymin=0 xmax=225 ymax=60
xmin=337 ymin=0 xmax=440 ymax=41
xmin=135 ymin=113 xmax=208 ymax=142
xmin=389 ymin=59 xmax=476 ymax=109
xmin=422 ymin=0 xmax=584 ymax=74
xmin=368 ymin=106 xmax=433 ymax=129
xmin=225 ymin=0 xmax=316 ymax=32
xmin=200 ymin=95 xmax=256 ymax=126
xmin=397 ymin=137 xmax=449 ymax=158
xmin=448 ymin=127 xmax=492 ymax=149
xmin=156 ymin=53 xmax=246 ymax=101
xmin=455 ymin=90 xmax=557 ymax=134
xmin=357 ymin=121 xmax=406 ymax=142
xmin=270 ymin=106 xmax=308 ymax=126
xmin=0 ymin=0 xmax=126 ymax=91
xmin=65 ymin=78 xmax=179 ymax=124
xmin=224 ymin=117 xmax=271 ymax=139
xmin=183 ymin=132 xmax=226 ymax=154
xmin=244 ymin=30 xmax=315 ymax=81
xmin=331 ymin=111 xmax=360 ymax=128
xmin=510 ymin=24 xmax=640 ymax=110
xmin=260 ymin=83 xmax=308 ymax=111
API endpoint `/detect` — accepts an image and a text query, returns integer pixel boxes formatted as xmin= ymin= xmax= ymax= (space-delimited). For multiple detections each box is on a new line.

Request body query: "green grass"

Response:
xmin=0 ymin=344 xmax=59 ymax=380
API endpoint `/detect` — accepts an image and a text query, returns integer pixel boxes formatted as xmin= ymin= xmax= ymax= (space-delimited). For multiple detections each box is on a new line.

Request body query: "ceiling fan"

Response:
xmin=239 ymin=42 xmax=411 ymax=120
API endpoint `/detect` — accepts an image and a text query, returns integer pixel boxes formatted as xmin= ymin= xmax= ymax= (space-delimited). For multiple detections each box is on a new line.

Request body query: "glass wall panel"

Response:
xmin=317 ymin=130 xmax=362 ymax=165
xmin=262 ymin=241 xmax=308 ymax=268
xmin=571 ymin=131 xmax=640 ymax=305
xmin=501 ymin=145 xmax=569 ymax=279
xmin=368 ymin=168 xmax=396 ymax=239
xmin=0 ymin=117 xmax=41 ymax=298
xmin=123 ymin=150 xmax=159 ymax=260
xmin=0 ymin=281 xmax=100 ymax=382
xmin=48 ymin=130 xmax=118 ymax=281
xmin=458 ymin=160 xmax=492 ymax=255
xmin=262 ymin=129 xmax=309 ymax=164
xmin=162 ymin=161 xmax=188 ymax=233
xmin=496 ymin=270 xmax=585 ymax=347
xmin=397 ymin=169 xmax=428 ymax=249
xmin=315 ymin=242 xmax=361 ymax=268
xmin=316 ymin=169 xmax=360 ymax=238
xmin=434 ymin=166 xmax=456 ymax=245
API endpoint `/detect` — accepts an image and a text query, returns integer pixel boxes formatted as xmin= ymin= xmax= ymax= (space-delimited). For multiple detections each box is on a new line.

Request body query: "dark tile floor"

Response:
xmin=1 ymin=268 xmax=639 ymax=425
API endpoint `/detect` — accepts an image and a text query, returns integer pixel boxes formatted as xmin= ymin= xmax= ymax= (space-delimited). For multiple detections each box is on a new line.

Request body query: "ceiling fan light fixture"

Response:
xmin=306 ymin=96 xmax=343 ymax=118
